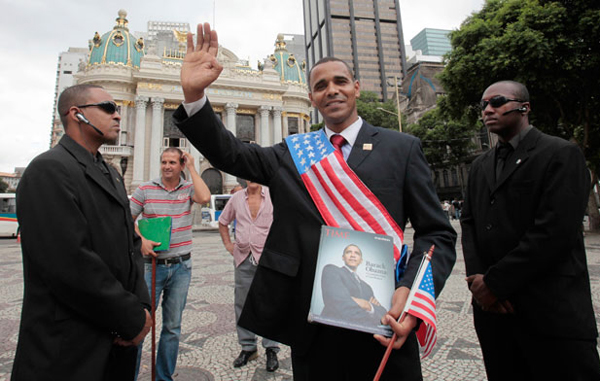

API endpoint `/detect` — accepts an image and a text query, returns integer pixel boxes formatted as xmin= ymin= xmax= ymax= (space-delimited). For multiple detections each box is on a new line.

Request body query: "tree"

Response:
xmin=439 ymin=0 xmax=600 ymax=230
xmin=310 ymin=91 xmax=405 ymax=131
xmin=405 ymin=101 xmax=476 ymax=173
xmin=0 ymin=180 xmax=8 ymax=193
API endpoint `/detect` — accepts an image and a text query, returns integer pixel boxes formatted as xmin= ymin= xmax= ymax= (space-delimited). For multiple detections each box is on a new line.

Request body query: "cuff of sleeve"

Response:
xmin=182 ymin=95 xmax=207 ymax=117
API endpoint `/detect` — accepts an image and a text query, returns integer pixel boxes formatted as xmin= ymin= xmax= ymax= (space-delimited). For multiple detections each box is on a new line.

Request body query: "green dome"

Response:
xmin=267 ymin=34 xmax=306 ymax=85
xmin=88 ymin=10 xmax=145 ymax=68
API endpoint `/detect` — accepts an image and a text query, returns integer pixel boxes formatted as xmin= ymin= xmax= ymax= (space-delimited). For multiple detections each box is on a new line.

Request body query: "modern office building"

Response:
xmin=50 ymin=47 xmax=89 ymax=146
xmin=302 ymin=0 xmax=407 ymax=102
xmin=409 ymin=28 xmax=451 ymax=57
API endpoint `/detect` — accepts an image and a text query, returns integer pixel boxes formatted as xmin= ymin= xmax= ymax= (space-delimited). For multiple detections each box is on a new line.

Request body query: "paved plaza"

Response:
xmin=0 ymin=220 xmax=599 ymax=380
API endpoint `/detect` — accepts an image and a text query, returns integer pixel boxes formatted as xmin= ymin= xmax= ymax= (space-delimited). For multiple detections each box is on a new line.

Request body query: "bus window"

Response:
xmin=0 ymin=193 xmax=18 ymax=237
xmin=201 ymin=194 xmax=232 ymax=228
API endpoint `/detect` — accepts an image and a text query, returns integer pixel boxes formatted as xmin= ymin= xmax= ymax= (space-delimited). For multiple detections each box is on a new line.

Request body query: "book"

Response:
xmin=308 ymin=226 xmax=395 ymax=337
xmin=138 ymin=216 xmax=172 ymax=252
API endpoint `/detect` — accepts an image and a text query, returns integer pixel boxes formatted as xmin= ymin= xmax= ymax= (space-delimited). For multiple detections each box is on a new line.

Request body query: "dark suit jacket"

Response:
xmin=175 ymin=101 xmax=456 ymax=356
xmin=321 ymin=264 xmax=387 ymax=326
xmin=12 ymin=135 xmax=150 ymax=381
xmin=461 ymin=127 xmax=597 ymax=340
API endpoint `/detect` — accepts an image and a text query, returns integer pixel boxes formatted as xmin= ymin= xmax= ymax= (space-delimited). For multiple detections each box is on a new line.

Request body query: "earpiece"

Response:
xmin=76 ymin=113 xmax=90 ymax=123
xmin=519 ymin=106 xmax=527 ymax=112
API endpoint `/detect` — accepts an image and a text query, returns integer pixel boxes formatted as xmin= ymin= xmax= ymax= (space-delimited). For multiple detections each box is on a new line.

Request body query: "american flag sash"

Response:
xmin=285 ymin=130 xmax=405 ymax=263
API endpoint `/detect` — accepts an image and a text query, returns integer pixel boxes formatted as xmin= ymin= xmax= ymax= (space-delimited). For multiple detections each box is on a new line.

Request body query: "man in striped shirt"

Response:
xmin=130 ymin=147 xmax=210 ymax=381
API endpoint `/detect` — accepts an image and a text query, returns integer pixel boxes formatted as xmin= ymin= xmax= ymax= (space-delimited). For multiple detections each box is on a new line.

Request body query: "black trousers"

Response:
xmin=291 ymin=325 xmax=422 ymax=381
xmin=473 ymin=304 xmax=600 ymax=381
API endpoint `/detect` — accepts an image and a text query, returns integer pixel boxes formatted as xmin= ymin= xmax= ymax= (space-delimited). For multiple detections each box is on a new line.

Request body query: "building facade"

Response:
xmin=303 ymin=0 xmax=407 ymax=104
xmin=51 ymin=10 xmax=311 ymax=197
xmin=409 ymin=28 xmax=452 ymax=57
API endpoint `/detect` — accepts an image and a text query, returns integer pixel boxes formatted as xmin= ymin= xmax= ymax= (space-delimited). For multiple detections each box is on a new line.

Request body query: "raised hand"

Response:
xmin=181 ymin=23 xmax=223 ymax=103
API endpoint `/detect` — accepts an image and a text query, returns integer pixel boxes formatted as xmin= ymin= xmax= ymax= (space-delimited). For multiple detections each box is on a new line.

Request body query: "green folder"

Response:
xmin=138 ymin=216 xmax=172 ymax=252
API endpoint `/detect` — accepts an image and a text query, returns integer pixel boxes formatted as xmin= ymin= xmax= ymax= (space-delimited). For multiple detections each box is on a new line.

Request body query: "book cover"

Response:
xmin=138 ymin=216 xmax=172 ymax=252
xmin=308 ymin=226 xmax=395 ymax=337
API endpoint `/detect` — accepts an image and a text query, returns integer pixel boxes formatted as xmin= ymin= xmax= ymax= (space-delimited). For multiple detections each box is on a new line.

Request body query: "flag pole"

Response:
xmin=151 ymin=257 xmax=157 ymax=381
xmin=373 ymin=245 xmax=435 ymax=381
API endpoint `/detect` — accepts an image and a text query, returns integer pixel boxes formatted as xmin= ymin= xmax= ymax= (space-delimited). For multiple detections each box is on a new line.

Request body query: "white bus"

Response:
xmin=0 ymin=193 xmax=18 ymax=238
xmin=200 ymin=194 xmax=232 ymax=228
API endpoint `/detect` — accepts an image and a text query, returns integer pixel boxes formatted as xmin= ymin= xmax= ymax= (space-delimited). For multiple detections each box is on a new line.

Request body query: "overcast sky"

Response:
xmin=0 ymin=0 xmax=484 ymax=173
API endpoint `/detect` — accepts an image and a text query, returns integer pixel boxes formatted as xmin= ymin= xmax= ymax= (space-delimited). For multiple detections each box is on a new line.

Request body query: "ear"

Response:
xmin=354 ymin=80 xmax=360 ymax=98
xmin=308 ymin=92 xmax=317 ymax=108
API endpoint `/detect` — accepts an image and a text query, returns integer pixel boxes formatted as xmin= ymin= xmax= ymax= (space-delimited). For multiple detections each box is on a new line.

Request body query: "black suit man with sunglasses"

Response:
xmin=461 ymin=80 xmax=600 ymax=380
xmin=13 ymin=84 xmax=151 ymax=381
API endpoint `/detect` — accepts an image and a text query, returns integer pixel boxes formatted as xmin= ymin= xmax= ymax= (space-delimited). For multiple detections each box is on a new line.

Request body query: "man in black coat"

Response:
xmin=461 ymin=80 xmax=600 ymax=380
xmin=175 ymin=23 xmax=456 ymax=380
xmin=321 ymin=244 xmax=387 ymax=327
xmin=12 ymin=84 xmax=152 ymax=381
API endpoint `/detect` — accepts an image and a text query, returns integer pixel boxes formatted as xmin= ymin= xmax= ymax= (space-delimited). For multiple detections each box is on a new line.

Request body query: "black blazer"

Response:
xmin=320 ymin=264 xmax=387 ymax=326
xmin=12 ymin=135 xmax=150 ymax=381
xmin=175 ymin=102 xmax=456 ymax=354
xmin=461 ymin=127 xmax=597 ymax=340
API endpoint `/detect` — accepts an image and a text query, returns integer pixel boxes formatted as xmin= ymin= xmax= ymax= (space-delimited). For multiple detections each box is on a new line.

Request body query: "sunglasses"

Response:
xmin=76 ymin=101 xmax=118 ymax=114
xmin=480 ymin=96 xmax=525 ymax=110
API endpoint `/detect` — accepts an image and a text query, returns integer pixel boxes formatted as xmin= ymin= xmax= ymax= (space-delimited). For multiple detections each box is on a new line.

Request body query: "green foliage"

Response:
xmin=310 ymin=122 xmax=323 ymax=132
xmin=309 ymin=91 xmax=406 ymax=131
xmin=439 ymin=0 xmax=600 ymax=173
xmin=405 ymin=97 xmax=477 ymax=170
xmin=0 ymin=180 xmax=7 ymax=193
xmin=356 ymin=91 xmax=402 ymax=131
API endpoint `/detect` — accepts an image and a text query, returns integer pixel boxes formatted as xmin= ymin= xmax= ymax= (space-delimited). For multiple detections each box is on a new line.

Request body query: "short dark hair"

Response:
xmin=343 ymin=244 xmax=362 ymax=257
xmin=161 ymin=147 xmax=184 ymax=164
xmin=492 ymin=80 xmax=530 ymax=102
xmin=58 ymin=84 xmax=104 ymax=127
xmin=308 ymin=57 xmax=355 ymax=90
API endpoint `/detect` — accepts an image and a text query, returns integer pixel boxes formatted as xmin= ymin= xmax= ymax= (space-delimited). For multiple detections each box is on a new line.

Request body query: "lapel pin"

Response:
xmin=363 ymin=143 xmax=373 ymax=151
xmin=516 ymin=159 xmax=522 ymax=165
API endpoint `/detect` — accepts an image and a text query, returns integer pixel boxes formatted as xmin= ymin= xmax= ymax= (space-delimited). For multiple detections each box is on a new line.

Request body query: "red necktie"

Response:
xmin=330 ymin=134 xmax=347 ymax=156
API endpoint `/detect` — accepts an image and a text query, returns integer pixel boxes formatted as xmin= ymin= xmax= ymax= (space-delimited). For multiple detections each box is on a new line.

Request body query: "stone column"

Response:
xmin=272 ymin=107 xmax=283 ymax=144
xmin=282 ymin=113 xmax=289 ymax=138
xmin=225 ymin=102 xmax=238 ymax=136
xmin=223 ymin=102 xmax=239 ymax=190
xmin=132 ymin=96 xmax=148 ymax=187
xmin=149 ymin=97 xmax=164 ymax=180
xmin=259 ymin=106 xmax=271 ymax=146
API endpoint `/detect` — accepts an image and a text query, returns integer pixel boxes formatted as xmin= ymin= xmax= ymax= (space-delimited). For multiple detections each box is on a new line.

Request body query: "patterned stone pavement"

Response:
xmin=0 ymin=220 xmax=599 ymax=380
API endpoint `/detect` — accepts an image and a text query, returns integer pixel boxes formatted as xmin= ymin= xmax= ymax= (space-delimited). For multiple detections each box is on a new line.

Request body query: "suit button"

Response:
xmin=490 ymin=198 xmax=495 ymax=205
xmin=486 ymin=224 xmax=492 ymax=230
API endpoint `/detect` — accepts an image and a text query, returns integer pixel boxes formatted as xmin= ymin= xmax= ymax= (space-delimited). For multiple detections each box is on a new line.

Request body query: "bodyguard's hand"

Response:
xmin=131 ymin=309 xmax=153 ymax=346
xmin=466 ymin=274 xmax=497 ymax=311
xmin=181 ymin=22 xmax=223 ymax=103
xmin=374 ymin=286 xmax=417 ymax=349
xmin=113 ymin=309 xmax=152 ymax=346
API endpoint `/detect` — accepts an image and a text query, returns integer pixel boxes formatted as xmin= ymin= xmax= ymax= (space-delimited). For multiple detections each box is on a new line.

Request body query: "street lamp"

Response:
xmin=376 ymin=107 xmax=402 ymax=133
xmin=386 ymin=75 xmax=403 ymax=132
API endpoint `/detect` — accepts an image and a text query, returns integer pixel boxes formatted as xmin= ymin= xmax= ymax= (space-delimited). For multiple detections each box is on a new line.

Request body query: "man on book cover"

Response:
xmin=321 ymin=244 xmax=387 ymax=326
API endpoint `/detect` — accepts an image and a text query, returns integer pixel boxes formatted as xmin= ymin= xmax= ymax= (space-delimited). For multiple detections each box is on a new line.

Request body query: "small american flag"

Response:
xmin=405 ymin=257 xmax=437 ymax=358
xmin=285 ymin=130 xmax=404 ymax=262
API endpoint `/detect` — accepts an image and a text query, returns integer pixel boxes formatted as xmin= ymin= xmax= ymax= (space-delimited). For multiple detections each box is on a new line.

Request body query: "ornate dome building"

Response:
xmin=52 ymin=10 xmax=312 ymax=198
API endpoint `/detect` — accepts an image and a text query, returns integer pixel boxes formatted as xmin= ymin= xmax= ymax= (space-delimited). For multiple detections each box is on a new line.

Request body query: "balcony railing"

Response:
xmin=99 ymin=145 xmax=133 ymax=156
